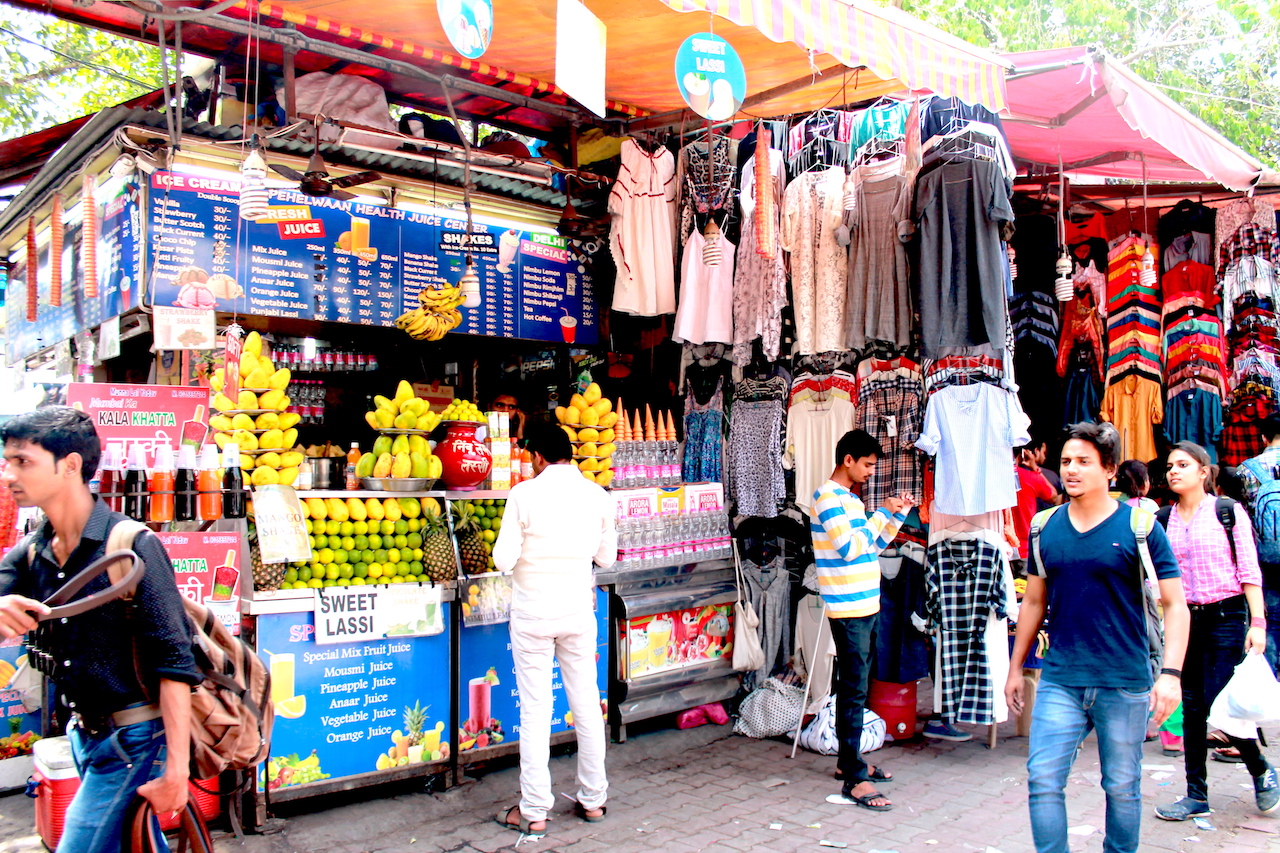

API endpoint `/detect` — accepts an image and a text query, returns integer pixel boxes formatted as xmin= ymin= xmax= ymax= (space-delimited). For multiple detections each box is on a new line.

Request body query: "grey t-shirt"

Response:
xmin=913 ymin=159 xmax=1014 ymax=356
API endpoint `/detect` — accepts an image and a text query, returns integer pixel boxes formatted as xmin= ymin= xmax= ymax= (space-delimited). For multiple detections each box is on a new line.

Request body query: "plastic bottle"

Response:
xmin=345 ymin=441 xmax=361 ymax=490
xmin=123 ymin=443 xmax=149 ymax=521
xmin=520 ymin=449 xmax=534 ymax=483
xmin=148 ymin=444 xmax=176 ymax=523
xmin=197 ymin=444 xmax=222 ymax=521
xmin=175 ymin=445 xmax=198 ymax=522
xmin=98 ymin=443 xmax=124 ymax=512
xmin=222 ymin=444 xmax=246 ymax=519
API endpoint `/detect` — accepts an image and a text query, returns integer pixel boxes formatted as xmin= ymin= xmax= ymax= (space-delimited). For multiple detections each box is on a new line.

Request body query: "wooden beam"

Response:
xmin=283 ymin=48 xmax=298 ymax=122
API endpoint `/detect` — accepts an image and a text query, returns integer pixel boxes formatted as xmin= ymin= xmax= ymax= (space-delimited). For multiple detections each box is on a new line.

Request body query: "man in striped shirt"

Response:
xmin=811 ymin=429 xmax=912 ymax=811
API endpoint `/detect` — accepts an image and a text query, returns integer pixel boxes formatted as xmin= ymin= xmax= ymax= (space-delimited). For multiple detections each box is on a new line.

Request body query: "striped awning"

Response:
xmin=657 ymin=0 xmax=1008 ymax=111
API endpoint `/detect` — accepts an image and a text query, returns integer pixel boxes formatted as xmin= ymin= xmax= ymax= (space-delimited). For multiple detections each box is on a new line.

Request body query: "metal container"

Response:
xmin=306 ymin=457 xmax=345 ymax=490
xmin=361 ymin=477 xmax=437 ymax=492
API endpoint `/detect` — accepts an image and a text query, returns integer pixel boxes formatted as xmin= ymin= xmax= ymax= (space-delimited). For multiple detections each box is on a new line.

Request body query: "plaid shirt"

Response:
xmin=1164 ymin=495 xmax=1262 ymax=604
xmin=924 ymin=536 xmax=1007 ymax=725
xmin=856 ymin=376 xmax=923 ymax=511
xmin=1221 ymin=394 xmax=1275 ymax=465
xmin=1217 ymin=223 xmax=1280 ymax=277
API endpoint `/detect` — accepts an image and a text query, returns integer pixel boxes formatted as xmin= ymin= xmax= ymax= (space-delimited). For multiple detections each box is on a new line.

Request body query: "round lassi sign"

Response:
xmin=437 ymin=0 xmax=494 ymax=59
xmin=674 ymin=33 xmax=746 ymax=121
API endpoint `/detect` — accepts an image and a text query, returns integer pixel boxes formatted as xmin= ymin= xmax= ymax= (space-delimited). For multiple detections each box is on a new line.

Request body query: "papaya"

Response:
xmin=355 ymin=452 xmax=376 ymax=479
xmin=372 ymin=453 xmax=394 ymax=479
xmin=390 ymin=452 xmax=412 ymax=479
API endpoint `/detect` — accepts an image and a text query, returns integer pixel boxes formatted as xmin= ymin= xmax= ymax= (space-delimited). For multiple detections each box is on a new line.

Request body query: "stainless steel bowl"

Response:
xmin=361 ymin=477 xmax=437 ymax=492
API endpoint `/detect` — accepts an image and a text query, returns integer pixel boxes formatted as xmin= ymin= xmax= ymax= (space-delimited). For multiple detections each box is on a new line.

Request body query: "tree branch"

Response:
xmin=1122 ymin=35 xmax=1229 ymax=64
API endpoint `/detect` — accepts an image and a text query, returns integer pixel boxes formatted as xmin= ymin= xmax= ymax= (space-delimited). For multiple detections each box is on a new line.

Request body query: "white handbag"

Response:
xmin=734 ymin=676 xmax=805 ymax=738
xmin=731 ymin=540 xmax=766 ymax=673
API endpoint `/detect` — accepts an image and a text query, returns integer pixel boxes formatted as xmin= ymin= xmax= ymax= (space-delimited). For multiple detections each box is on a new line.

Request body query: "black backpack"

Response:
xmin=1155 ymin=497 xmax=1239 ymax=567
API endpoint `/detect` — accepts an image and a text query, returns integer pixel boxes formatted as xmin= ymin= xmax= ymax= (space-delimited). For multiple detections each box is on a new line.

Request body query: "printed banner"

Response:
xmin=66 ymin=382 xmax=211 ymax=460
xmin=460 ymin=573 xmax=513 ymax=627
xmin=251 ymin=485 xmax=312 ymax=565
xmin=153 ymin=306 xmax=217 ymax=350
xmin=154 ymin=530 xmax=244 ymax=635
xmin=313 ymin=584 xmax=445 ymax=645
xmin=625 ymin=603 xmax=734 ymax=680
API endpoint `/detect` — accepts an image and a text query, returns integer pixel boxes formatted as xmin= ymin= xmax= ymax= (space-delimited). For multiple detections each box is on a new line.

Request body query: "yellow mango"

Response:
xmin=258 ymin=389 xmax=284 ymax=411
xmin=583 ymin=382 xmax=602 ymax=405
xmin=233 ymin=430 xmax=259 ymax=452
xmin=420 ymin=497 xmax=441 ymax=517
xmin=390 ymin=452 xmax=412 ymax=479
xmin=212 ymin=393 xmax=235 ymax=413
xmin=577 ymin=428 xmax=600 ymax=442
xmin=597 ymin=428 xmax=615 ymax=444
xmin=415 ymin=413 xmax=436 ymax=431
xmin=579 ymin=442 xmax=599 ymax=458
xmin=259 ymin=429 xmax=285 ymax=450
xmin=299 ymin=500 xmax=311 ymax=519
xmin=282 ymin=428 xmax=298 ymax=449
xmin=394 ymin=380 xmax=414 ymax=406
xmin=237 ymin=390 xmax=259 ymax=410
xmin=561 ymin=426 xmax=577 ymax=441
xmin=598 ymin=412 xmax=619 ymax=429
xmin=238 ymin=351 xmax=258 ymax=379
xmin=210 ymin=368 xmax=225 ymax=393
xmin=596 ymin=470 xmax=614 ymax=487
xmin=277 ymin=466 xmax=299 ymax=486
xmin=281 ymin=451 xmax=304 ymax=468
xmin=365 ymin=411 xmax=381 ymax=430
xmin=255 ymin=412 xmax=280 ymax=430
xmin=401 ymin=398 xmax=425 ymax=417
xmin=373 ymin=395 xmax=395 ymax=412
xmin=591 ymin=398 xmax=612 ymax=417
xmin=256 ymin=452 xmax=282 ymax=469
xmin=213 ymin=431 xmax=232 ymax=449
xmin=268 ymin=368 xmax=291 ymax=391
xmin=231 ymin=413 xmax=255 ymax=431
xmin=209 ymin=415 xmax=233 ymax=432
xmin=345 ymin=497 xmax=367 ymax=522
xmin=325 ymin=498 xmax=349 ymax=523
xmin=243 ymin=330 xmax=263 ymax=357
xmin=598 ymin=456 xmax=613 ymax=470
xmin=407 ymin=435 xmax=429 ymax=457
xmin=365 ymin=498 xmax=386 ymax=520
xmin=580 ymin=407 xmax=600 ymax=427
xmin=598 ymin=442 xmax=617 ymax=458
xmin=278 ymin=412 xmax=301 ymax=430
xmin=570 ymin=393 xmax=588 ymax=412
xmin=375 ymin=409 xmax=395 ymax=430
xmin=372 ymin=453 xmax=393 ymax=479
xmin=244 ymin=367 xmax=271 ymax=389
xmin=579 ymin=457 xmax=600 ymax=472
xmin=382 ymin=498 xmax=402 ymax=522
xmin=563 ymin=406 xmax=581 ymax=425
xmin=581 ymin=470 xmax=597 ymax=483
xmin=305 ymin=497 xmax=328 ymax=520
xmin=251 ymin=465 xmax=280 ymax=487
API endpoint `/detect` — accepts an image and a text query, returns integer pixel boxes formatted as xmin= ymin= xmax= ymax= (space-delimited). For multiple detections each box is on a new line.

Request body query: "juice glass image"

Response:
xmin=270 ymin=653 xmax=296 ymax=704
xmin=468 ymin=677 xmax=492 ymax=731
xmin=421 ymin=728 xmax=441 ymax=753
xmin=212 ymin=549 xmax=239 ymax=601
xmin=351 ymin=217 xmax=370 ymax=251
xmin=647 ymin=617 xmax=673 ymax=670
xmin=628 ymin=628 xmax=649 ymax=678
xmin=559 ymin=315 xmax=577 ymax=343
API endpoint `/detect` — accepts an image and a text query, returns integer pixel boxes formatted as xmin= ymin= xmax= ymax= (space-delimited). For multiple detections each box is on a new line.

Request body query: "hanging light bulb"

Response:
xmin=1139 ymin=244 xmax=1157 ymax=288
xmin=239 ymin=140 xmax=269 ymax=221
xmin=1054 ymin=251 xmax=1074 ymax=301
xmin=701 ymin=219 xmax=722 ymax=267
xmin=458 ymin=254 xmax=481 ymax=308
xmin=1007 ymin=245 xmax=1018 ymax=282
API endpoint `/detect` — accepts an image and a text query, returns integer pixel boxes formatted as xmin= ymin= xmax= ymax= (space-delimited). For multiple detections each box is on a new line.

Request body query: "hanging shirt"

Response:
xmin=1099 ymin=375 xmax=1164 ymax=464
xmin=1164 ymin=388 xmax=1223 ymax=462
xmin=915 ymin=382 xmax=1031 ymax=516
xmin=785 ymin=397 xmax=857 ymax=518
xmin=781 ymin=167 xmax=848 ymax=355
xmin=673 ymin=230 xmax=736 ymax=346
xmin=855 ymin=376 xmax=924 ymax=511
xmin=609 ymin=139 xmax=677 ymax=316
xmin=913 ymin=159 xmax=1015 ymax=356
xmin=732 ymin=149 xmax=788 ymax=365
xmin=842 ymin=165 xmax=913 ymax=349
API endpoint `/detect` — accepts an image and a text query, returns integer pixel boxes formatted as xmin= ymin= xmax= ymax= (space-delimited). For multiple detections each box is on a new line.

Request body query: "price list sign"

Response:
xmin=147 ymin=172 xmax=597 ymax=344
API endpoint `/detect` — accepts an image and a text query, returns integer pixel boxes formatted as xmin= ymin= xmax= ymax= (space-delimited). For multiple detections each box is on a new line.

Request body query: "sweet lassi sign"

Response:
xmin=674 ymin=33 xmax=746 ymax=121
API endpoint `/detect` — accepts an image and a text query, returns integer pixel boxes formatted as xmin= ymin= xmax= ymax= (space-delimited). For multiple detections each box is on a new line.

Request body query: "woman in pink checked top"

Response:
xmin=1155 ymin=441 xmax=1277 ymax=823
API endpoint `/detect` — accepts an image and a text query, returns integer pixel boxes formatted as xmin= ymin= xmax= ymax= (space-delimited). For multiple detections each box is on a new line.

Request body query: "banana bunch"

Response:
xmin=394 ymin=286 xmax=465 ymax=341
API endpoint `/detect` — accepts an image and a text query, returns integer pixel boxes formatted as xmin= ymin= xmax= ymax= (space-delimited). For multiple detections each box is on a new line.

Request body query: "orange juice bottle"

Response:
xmin=345 ymin=442 xmax=361 ymax=490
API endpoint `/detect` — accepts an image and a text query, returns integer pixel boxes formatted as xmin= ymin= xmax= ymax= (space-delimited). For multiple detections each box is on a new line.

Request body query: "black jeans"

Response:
xmin=829 ymin=614 xmax=877 ymax=787
xmin=1183 ymin=595 xmax=1269 ymax=801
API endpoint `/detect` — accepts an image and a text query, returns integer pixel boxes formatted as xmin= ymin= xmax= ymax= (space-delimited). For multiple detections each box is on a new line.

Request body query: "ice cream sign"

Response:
xmin=675 ymin=33 xmax=746 ymax=121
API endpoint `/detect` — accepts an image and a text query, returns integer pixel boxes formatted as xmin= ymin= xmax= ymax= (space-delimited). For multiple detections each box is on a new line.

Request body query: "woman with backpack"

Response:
xmin=1155 ymin=441 xmax=1278 ymax=821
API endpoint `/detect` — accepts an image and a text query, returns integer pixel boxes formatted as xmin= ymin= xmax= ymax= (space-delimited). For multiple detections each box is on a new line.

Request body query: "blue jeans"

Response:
xmin=1027 ymin=681 xmax=1149 ymax=853
xmin=60 ymin=717 xmax=169 ymax=853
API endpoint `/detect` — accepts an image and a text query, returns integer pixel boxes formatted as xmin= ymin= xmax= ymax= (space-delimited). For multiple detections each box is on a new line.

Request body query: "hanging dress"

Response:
xmin=683 ymin=378 xmax=725 ymax=483
xmin=609 ymin=138 xmax=677 ymax=316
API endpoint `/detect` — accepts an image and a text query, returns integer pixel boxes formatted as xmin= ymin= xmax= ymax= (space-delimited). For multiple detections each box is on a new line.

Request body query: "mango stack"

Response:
xmin=555 ymin=382 xmax=618 ymax=487
xmin=209 ymin=331 xmax=303 ymax=486
xmin=360 ymin=380 xmax=444 ymax=481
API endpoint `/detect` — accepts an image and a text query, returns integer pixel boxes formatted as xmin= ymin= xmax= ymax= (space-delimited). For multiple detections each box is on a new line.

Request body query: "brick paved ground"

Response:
xmin=0 ymin=707 xmax=1275 ymax=853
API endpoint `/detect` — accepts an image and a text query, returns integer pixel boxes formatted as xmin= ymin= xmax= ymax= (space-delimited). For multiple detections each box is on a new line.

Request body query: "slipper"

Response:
xmin=574 ymin=802 xmax=608 ymax=823
xmin=825 ymin=790 xmax=893 ymax=811
xmin=1212 ymin=747 xmax=1243 ymax=764
xmin=833 ymin=766 xmax=893 ymax=783
xmin=495 ymin=805 xmax=546 ymax=836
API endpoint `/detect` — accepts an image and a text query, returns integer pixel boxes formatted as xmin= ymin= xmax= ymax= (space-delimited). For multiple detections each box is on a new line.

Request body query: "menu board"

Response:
xmin=4 ymin=179 xmax=141 ymax=364
xmin=147 ymin=171 xmax=598 ymax=344
xmin=255 ymin=607 xmax=452 ymax=791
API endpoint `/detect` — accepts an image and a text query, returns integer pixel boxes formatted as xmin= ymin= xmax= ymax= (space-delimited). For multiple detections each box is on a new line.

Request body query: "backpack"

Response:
xmin=42 ymin=519 xmax=275 ymax=779
xmin=1240 ymin=458 xmax=1280 ymax=564
xmin=1154 ymin=497 xmax=1240 ymax=567
xmin=1028 ymin=504 xmax=1163 ymax=681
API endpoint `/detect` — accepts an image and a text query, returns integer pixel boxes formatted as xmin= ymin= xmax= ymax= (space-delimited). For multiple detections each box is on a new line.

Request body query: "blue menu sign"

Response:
xmin=147 ymin=171 xmax=597 ymax=345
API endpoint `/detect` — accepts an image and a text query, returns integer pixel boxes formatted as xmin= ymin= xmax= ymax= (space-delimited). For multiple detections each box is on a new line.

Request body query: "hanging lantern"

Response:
xmin=701 ymin=219 xmax=722 ymax=267
xmin=81 ymin=174 xmax=98 ymax=299
xmin=25 ymin=216 xmax=37 ymax=322
xmin=239 ymin=145 xmax=270 ymax=221
xmin=458 ymin=255 xmax=481 ymax=308
xmin=50 ymin=195 xmax=63 ymax=307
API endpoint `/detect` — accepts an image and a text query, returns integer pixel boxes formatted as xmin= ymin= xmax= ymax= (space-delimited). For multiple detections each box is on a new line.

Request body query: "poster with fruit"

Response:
xmin=255 ymin=607 xmax=451 ymax=790
xmin=0 ymin=636 xmax=41 ymax=741
xmin=146 ymin=170 xmax=598 ymax=344
xmin=457 ymin=588 xmax=608 ymax=754
xmin=625 ymin=604 xmax=734 ymax=680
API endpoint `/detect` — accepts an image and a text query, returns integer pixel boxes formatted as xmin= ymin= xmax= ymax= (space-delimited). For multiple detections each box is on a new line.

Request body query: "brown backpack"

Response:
xmin=99 ymin=520 xmax=274 ymax=779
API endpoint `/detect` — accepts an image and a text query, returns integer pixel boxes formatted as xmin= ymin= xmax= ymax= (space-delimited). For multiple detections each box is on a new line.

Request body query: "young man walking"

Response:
xmin=1007 ymin=422 xmax=1189 ymax=853
xmin=491 ymin=421 xmax=617 ymax=836
xmin=0 ymin=407 xmax=201 ymax=853
xmin=811 ymin=429 xmax=911 ymax=811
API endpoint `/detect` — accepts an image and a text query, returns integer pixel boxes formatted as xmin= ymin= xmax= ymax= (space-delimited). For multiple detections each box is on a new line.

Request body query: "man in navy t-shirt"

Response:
xmin=1007 ymin=422 xmax=1189 ymax=853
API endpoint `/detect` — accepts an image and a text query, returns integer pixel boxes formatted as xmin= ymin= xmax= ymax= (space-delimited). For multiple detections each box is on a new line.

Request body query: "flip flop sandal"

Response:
xmin=834 ymin=766 xmax=894 ymax=783
xmin=495 ymin=806 xmax=546 ymax=836
xmin=574 ymin=802 xmax=608 ymax=823
xmin=825 ymin=790 xmax=894 ymax=811
xmin=1211 ymin=747 xmax=1243 ymax=764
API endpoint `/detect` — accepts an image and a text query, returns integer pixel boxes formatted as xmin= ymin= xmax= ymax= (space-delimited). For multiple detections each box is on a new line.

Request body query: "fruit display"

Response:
xmin=0 ymin=728 xmax=40 ymax=759
xmin=209 ymin=332 xmax=303 ymax=487
xmin=394 ymin=284 xmax=465 ymax=342
xmin=438 ymin=397 xmax=487 ymax=424
xmin=554 ymin=383 xmax=620 ymax=487
xmin=451 ymin=499 xmax=503 ymax=574
xmin=364 ymin=380 xmax=442 ymax=433
xmin=276 ymin=496 xmax=457 ymax=589
xmin=354 ymin=433 xmax=443 ymax=482
xmin=375 ymin=703 xmax=450 ymax=769
xmin=262 ymin=751 xmax=331 ymax=790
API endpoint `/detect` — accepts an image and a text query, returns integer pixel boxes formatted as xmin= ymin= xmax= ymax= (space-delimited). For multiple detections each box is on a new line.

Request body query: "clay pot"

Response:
xmin=432 ymin=421 xmax=491 ymax=490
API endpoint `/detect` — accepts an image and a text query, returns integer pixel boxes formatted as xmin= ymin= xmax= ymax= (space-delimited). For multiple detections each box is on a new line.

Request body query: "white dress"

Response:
xmin=673 ymin=230 xmax=736 ymax=345
xmin=780 ymin=167 xmax=848 ymax=355
xmin=609 ymin=139 xmax=677 ymax=316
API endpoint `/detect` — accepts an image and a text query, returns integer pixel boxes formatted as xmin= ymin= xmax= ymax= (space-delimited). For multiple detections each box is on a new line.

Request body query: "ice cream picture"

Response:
xmin=212 ymin=549 xmax=239 ymax=601
xmin=179 ymin=404 xmax=209 ymax=449
xmin=497 ymin=229 xmax=520 ymax=272
xmin=174 ymin=266 xmax=217 ymax=309
xmin=683 ymin=72 xmax=711 ymax=117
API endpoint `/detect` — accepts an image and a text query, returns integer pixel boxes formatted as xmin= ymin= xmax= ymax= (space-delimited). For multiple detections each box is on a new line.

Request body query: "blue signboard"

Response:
xmin=437 ymin=0 xmax=494 ymax=59
xmin=255 ymin=605 xmax=452 ymax=792
xmin=5 ymin=179 xmax=141 ymax=364
xmin=674 ymin=33 xmax=747 ymax=121
xmin=146 ymin=170 xmax=598 ymax=345
xmin=456 ymin=588 xmax=608 ymax=754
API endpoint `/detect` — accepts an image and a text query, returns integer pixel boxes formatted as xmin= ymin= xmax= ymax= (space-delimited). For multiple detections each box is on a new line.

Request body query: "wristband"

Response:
xmin=1251 ymin=616 xmax=1267 ymax=629
xmin=1160 ymin=667 xmax=1182 ymax=679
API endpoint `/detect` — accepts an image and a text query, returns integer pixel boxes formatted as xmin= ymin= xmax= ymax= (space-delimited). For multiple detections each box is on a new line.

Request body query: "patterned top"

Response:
xmin=683 ymin=379 xmax=725 ymax=484
xmin=1163 ymin=494 xmax=1262 ymax=604
xmin=810 ymin=480 xmax=906 ymax=618
xmin=678 ymin=135 xmax=736 ymax=244
xmin=727 ymin=398 xmax=786 ymax=518
xmin=781 ymin=167 xmax=849 ymax=355
xmin=856 ymin=376 xmax=924 ymax=511
xmin=1217 ymin=223 xmax=1280 ymax=277
xmin=732 ymin=150 xmax=788 ymax=366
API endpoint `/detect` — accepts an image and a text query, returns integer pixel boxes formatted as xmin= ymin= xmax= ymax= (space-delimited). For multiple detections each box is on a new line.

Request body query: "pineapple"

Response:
xmin=403 ymin=702 xmax=427 ymax=747
xmin=248 ymin=524 xmax=286 ymax=591
xmin=451 ymin=503 xmax=490 ymax=575
xmin=420 ymin=514 xmax=458 ymax=582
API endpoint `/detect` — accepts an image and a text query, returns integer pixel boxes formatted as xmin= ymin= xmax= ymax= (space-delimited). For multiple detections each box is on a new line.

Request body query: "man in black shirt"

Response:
xmin=0 ymin=408 xmax=201 ymax=853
